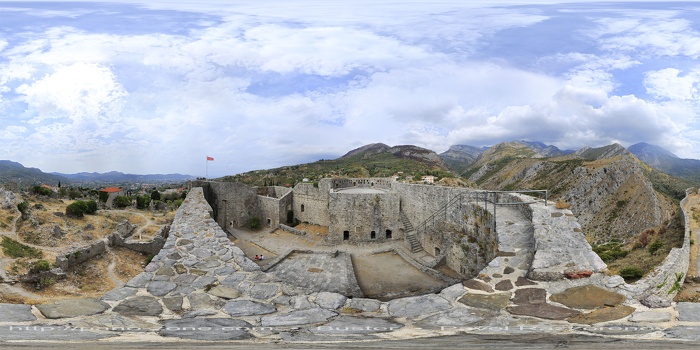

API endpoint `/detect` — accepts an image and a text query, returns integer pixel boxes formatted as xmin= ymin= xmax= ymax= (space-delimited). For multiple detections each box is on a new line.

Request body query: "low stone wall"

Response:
xmin=110 ymin=225 xmax=170 ymax=256
xmin=279 ymin=224 xmax=307 ymax=236
xmin=55 ymin=240 xmax=107 ymax=270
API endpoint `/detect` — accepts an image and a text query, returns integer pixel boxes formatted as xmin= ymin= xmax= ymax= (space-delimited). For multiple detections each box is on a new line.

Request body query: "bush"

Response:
xmin=17 ymin=201 xmax=29 ymax=215
xmin=85 ymin=200 xmax=98 ymax=214
xmin=151 ymin=190 xmax=161 ymax=201
xmin=31 ymin=185 xmax=52 ymax=196
xmin=68 ymin=189 xmax=82 ymax=200
xmin=29 ymin=260 xmax=52 ymax=274
xmin=113 ymin=196 xmax=132 ymax=208
xmin=619 ymin=266 xmax=644 ymax=282
xmin=247 ymin=216 xmax=261 ymax=229
xmin=136 ymin=195 xmax=151 ymax=209
xmin=648 ymin=240 xmax=663 ymax=255
xmin=592 ymin=241 xmax=628 ymax=263
xmin=66 ymin=201 xmax=89 ymax=217
xmin=98 ymin=191 xmax=109 ymax=203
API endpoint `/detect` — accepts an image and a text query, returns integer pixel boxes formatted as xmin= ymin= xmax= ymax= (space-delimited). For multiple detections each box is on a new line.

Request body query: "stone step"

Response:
xmin=404 ymin=231 xmax=422 ymax=253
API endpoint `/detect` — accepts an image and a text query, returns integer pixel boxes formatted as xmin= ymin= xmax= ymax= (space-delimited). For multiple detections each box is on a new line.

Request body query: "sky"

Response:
xmin=2 ymin=1 xmax=700 ymax=177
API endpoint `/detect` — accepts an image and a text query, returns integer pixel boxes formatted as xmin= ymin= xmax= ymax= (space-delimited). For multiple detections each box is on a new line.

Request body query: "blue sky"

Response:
xmin=1 ymin=1 xmax=700 ymax=177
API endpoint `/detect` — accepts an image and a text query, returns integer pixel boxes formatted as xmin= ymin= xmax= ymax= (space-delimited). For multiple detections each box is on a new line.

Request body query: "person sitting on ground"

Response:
xmin=254 ymin=255 xmax=259 ymax=260
xmin=259 ymin=254 xmax=264 ymax=261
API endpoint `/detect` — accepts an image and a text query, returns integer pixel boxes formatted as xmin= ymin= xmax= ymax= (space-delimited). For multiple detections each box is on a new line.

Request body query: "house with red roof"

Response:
xmin=99 ymin=187 xmax=126 ymax=208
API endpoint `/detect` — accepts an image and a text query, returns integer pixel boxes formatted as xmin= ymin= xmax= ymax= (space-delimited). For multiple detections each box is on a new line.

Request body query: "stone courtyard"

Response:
xmin=0 ymin=185 xmax=699 ymax=345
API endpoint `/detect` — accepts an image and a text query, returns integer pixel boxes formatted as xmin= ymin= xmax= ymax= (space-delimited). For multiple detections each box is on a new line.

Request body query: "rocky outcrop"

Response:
xmin=1 ymin=188 xmax=18 ymax=209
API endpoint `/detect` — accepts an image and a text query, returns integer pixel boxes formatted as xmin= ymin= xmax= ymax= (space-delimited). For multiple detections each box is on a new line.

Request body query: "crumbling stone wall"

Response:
xmin=55 ymin=240 xmax=106 ymax=270
xmin=110 ymin=225 xmax=170 ymax=256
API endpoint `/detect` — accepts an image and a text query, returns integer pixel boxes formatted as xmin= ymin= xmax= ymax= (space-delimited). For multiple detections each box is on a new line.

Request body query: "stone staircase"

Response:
xmin=400 ymin=210 xmax=422 ymax=253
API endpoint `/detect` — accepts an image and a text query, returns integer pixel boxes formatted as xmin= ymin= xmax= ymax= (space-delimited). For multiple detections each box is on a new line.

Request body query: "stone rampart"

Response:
xmin=612 ymin=189 xmax=693 ymax=300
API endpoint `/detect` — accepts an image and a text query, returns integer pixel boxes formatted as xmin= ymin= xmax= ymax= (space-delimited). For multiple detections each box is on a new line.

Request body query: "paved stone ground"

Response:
xmin=267 ymin=251 xmax=362 ymax=297
xmin=3 ymin=187 xmax=700 ymax=345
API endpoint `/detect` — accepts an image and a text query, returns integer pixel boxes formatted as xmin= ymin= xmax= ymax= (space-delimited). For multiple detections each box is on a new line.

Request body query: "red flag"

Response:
xmin=206 ymin=156 xmax=214 ymax=161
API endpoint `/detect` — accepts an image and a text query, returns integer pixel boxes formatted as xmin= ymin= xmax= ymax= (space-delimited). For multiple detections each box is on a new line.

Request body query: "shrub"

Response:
xmin=247 ymin=216 xmax=261 ymax=229
xmin=31 ymin=185 xmax=52 ymax=196
xmin=113 ymin=196 xmax=132 ymax=208
xmin=136 ymin=195 xmax=151 ymax=209
xmin=637 ymin=229 xmax=654 ymax=248
xmin=29 ymin=260 xmax=52 ymax=274
xmin=16 ymin=201 xmax=29 ymax=215
xmin=68 ymin=189 xmax=82 ymax=199
xmin=648 ymin=240 xmax=663 ymax=255
xmin=98 ymin=191 xmax=109 ymax=203
xmin=151 ymin=190 xmax=161 ymax=201
xmin=85 ymin=200 xmax=98 ymax=214
xmin=619 ymin=266 xmax=644 ymax=282
xmin=66 ymin=201 xmax=88 ymax=217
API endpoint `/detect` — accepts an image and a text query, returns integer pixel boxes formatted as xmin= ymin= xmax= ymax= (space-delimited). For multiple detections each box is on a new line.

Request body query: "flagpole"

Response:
xmin=206 ymin=157 xmax=208 ymax=180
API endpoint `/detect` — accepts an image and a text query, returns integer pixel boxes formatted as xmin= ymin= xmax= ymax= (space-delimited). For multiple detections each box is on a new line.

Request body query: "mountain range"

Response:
xmin=0 ymin=160 xmax=193 ymax=186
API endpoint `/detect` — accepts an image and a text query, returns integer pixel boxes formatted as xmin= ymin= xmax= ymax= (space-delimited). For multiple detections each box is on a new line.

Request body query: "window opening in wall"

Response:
xmin=370 ymin=231 xmax=376 ymax=239
xmin=371 ymin=182 xmax=374 ymax=186
xmin=267 ymin=218 xmax=271 ymax=227
xmin=353 ymin=182 xmax=357 ymax=186
xmin=435 ymin=247 xmax=441 ymax=256
xmin=343 ymin=231 xmax=350 ymax=240
xmin=301 ymin=204 xmax=305 ymax=212
xmin=385 ymin=229 xmax=392 ymax=239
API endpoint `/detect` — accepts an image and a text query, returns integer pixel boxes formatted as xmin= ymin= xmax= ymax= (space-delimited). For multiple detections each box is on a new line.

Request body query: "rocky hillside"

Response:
xmin=438 ymin=145 xmax=484 ymax=175
xmin=465 ymin=143 xmax=677 ymax=242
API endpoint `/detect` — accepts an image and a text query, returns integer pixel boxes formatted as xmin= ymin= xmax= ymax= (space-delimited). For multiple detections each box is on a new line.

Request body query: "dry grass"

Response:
xmin=1 ymin=194 xmax=173 ymax=303
xmin=554 ymin=198 xmax=570 ymax=209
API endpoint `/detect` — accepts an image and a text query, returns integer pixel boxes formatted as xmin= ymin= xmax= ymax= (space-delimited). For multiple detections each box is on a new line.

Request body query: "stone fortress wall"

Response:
xmin=192 ymin=178 xmax=692 ymax=300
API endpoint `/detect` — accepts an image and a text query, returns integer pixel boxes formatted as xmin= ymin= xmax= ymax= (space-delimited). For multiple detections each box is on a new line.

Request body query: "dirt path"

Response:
xmin=105 ymin=246 xmax=124 ymax=288
xmin=0 ymin=283 xmax=41 ymax=302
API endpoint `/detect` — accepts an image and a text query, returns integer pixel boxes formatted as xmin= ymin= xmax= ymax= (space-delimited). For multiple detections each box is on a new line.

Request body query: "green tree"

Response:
xmin=66 ymin=201 xmax=89 ymax=217
xmin=151 ymin=190 xmax=161 ymax=201
xmin=113 ymin=196 xmax=132 ymax=208
xmin=68 ymin=189 xmax=82 ymax=200
xmin=136 ymin=195 xmax=151 ymax=209
xmin=32 ymin=185 xmax=52 ymax=196
xmin=98 ymin=191 xmax=109 ymax=203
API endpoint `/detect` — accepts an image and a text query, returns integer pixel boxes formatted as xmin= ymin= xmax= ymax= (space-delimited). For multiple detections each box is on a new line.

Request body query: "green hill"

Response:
xmin=220 ymin=144 xmax=455 ymax=186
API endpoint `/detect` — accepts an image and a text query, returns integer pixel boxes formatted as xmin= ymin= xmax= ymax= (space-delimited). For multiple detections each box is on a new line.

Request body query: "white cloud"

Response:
xmin=644 ymin=68 xmax=700 ymax=101
xmin=588 ymin=13 xmax=700 ymax=58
